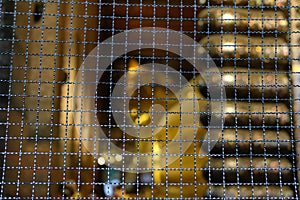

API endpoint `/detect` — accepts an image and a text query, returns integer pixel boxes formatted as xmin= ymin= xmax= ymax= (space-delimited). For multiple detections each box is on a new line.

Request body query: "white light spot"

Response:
xmin=222 ymin=13 xmax=235 ymax=20
xmin=97 ymin=157 xmax=105 ymax=165
xmin=223 ymin=74 xmax=234 ymax=83
xmin=223 ymin=42 xmax=235 ymax=52
xmin=226 ymin=107 xmax=235 ymax=113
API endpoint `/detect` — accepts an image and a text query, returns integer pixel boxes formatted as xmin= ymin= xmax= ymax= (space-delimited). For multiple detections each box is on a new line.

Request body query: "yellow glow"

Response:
xmin=130 ymin=108 xmax=138 ymax=118
xmin=72 ymin=192 xmax=82 ymax=198
xmin=255 ymin=46 xmax=262 ymax=54
xmin=135 ymin=113 xmax=151 ymax=125
xmin=128 ymin=59 xmax=139 ymax=71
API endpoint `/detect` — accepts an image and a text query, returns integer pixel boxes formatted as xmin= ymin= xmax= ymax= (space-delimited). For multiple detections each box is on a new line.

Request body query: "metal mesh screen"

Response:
xmin=0 ymin=0 xmax=299 ymax=199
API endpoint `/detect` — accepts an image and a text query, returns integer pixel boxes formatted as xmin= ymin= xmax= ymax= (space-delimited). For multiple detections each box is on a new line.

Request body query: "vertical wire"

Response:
xmin=62 ymin=0 xmax=75 ymax=196
xmin=91 ymin=1 xmax=102 ymax=199
xmin=121 ymin=1 xmax=129 ymax=198
xmin=106 ymin=0 xmax=116 ymax=197
xmin=287 ymin=0 xmax=299 ymax=197
xmin=192 ymin=0 xmax=198 ymax=198
xmin=246 ymin=0 xmax=255 ymax=198
xmin=233 ymin=1 xmax=241 ymax=198
xmin=46 ymin=0 xmax=61 ymax=198
xmin=31 ymin=0 xmax=44 ymax=196
xmin=151 ymin=1 xmax=156 ymax=199
xmin=135 ymin=0 xmax=143 ymax=197
xmin=179 ymin=0 xmax=183 ymax=198
xmin=218 ymin=2 xmax=226 ymax=199
xmin=165 ymin=1 xmax=170 ymax=197
xmin=75 ymin=0 xmax=90 ymax=196
xmin=205 ymin=0 xmax=213 ymax=198
xmin=260 ymin=3 xmax=270 ymax=199
xmin=273 ymin=0 xmax=284 ymax=197
xmin=15 ymin=0 xmax=32 ymax=197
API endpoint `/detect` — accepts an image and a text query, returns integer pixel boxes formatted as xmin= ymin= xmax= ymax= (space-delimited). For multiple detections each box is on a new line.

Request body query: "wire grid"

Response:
xmin=0 ymin=0 xmax=299 ymax=199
